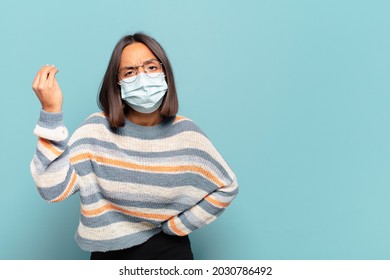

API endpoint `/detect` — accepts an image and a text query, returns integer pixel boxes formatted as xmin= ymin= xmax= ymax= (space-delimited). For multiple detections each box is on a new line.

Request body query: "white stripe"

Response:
xmin=34 ymin=125 xmax=68 ymax=141
xmin=77 ymin=221 xmax=155 ymax=241
xmin=81 ymin=196 xmax=190 ymax=218
xmin=69 ymin=123 xmax=211 ymax=154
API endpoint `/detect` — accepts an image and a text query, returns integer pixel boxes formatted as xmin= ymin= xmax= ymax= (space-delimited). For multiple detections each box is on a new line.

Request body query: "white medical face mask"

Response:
xmin=120 ymin=73 xmax=168 ymax=114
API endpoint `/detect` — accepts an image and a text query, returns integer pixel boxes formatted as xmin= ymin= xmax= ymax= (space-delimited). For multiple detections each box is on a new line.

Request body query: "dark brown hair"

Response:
xmin=98 ymin=33 xmax=178 ymax=128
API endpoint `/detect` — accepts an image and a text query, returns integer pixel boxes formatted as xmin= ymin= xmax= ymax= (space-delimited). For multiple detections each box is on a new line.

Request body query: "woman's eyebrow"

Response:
xmin=121 ymin=58 xmax=157 ymax=69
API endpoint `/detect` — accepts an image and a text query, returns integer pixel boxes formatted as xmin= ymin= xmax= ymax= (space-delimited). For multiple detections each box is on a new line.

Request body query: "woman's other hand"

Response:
xmin=32 ymin=65 xmax=63 ymax=113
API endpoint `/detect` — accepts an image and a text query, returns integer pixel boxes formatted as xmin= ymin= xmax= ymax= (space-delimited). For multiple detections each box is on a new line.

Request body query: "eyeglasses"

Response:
xmin=118 ymin=59 xmax=164 ymax=84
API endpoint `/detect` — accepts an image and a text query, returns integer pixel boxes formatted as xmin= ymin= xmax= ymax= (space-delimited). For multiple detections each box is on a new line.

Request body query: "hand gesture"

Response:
xmin=32 ymin=65 xmax=63 ymax=113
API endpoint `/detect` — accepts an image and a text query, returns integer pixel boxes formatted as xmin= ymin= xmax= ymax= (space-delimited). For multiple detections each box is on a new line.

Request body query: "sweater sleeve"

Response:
xmin=30 ymin=110 xmax=79 ymax=202
xmin=161 ymin=124 xmax=239 ymax=236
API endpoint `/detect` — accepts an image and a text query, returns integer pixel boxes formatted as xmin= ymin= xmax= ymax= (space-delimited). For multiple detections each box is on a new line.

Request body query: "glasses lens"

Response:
xmin=119 ymin=67 xmax=137 ymax=83
xmin=121 ymin=76 xmax=137 ymax=84
xmin=144 ymin=60 xmax=162 ymax=71
xmin=145 ymin=72 xmax=164 ymax=78
xmin=144 ymin=61 xmax=163 ymax=75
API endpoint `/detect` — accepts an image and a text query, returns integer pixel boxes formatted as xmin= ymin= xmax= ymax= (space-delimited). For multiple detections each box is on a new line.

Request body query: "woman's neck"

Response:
xmin=126 ymin=108 xmax=163 ymax=126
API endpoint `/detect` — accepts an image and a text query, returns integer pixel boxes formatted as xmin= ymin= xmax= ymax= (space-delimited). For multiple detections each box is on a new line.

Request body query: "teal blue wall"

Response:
xmin=1 ymin=0 xmax=389 ymax=259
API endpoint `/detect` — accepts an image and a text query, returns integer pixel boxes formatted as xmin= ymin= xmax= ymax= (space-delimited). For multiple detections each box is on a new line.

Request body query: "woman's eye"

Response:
xmin=147 ymin=66 xmax=157 ymax=71
xmin=124 ymin=70 xmax=136 ymax=76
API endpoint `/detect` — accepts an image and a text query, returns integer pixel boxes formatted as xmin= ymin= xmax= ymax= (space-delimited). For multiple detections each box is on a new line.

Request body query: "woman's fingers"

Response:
xmin=32 ymin=70 xmax=41 ymax=93
xmin=47 ymin=67 xmax=59 ymax=88
xmin=32 ymin=65 xmax=49 ymax=93
xmin=37 ymin=65 xmax=55 ymax=91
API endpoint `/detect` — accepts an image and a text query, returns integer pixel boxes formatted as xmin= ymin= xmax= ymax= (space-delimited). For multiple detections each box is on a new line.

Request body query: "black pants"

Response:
xmin=90 ymin=232 xmax=194 ymax=260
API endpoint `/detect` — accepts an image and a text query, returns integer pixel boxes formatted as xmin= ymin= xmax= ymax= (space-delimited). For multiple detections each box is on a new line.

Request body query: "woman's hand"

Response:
xmin=32 ymin=65 xmax=63 ymax=113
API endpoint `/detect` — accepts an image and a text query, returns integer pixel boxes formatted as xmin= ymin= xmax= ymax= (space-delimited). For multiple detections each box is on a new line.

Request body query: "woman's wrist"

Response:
xmin=42 ymin=105 xmax=62 ymax=113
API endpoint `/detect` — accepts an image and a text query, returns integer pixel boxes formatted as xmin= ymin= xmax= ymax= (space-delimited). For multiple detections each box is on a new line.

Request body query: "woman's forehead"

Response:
xmin=120 ymin=43 xmax=157 ymax=67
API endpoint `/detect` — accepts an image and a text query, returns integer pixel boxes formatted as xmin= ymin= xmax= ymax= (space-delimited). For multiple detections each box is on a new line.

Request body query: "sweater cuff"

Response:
xmin=33 ymin=109 xmax=68 ymax=141
xmin=161 ymin=221 xmax=175 ymax=235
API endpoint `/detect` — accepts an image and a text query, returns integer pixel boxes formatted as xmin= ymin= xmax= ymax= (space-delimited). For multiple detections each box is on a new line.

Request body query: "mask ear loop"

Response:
xmin=117 ymin=71 xmax=124 ymax=85
xmin=116 ymin=75 xmax=124 ymax=108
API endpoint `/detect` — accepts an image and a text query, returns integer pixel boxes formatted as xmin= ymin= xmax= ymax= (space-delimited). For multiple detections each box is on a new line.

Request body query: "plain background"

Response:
xmin=0 ymin=0 xmax=389 ymax=259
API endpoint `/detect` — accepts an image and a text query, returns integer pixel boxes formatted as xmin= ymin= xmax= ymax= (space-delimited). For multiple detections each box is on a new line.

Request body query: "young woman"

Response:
xmin=30 ymin=33 xmax=238 ymax=260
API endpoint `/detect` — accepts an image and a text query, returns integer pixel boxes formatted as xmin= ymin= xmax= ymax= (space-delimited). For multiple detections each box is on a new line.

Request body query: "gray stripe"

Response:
xmin=183 ymin=211 xmax=207 ymax=229
xmin=33 ymin=150 xmax=70 ymax=174
xmin=37 ymin=110 xmax=65 ymax=129
xmin=161 ymin=222 xmax=175 ymax=235
xmin=80 ymin=192 xmax=192 ymax=211
xmin=178 ymin=213 xmax=199 ymax=232
xmin=198 ymin=198 xmax=226 ymax=216
xmin=213 ymin=187 xmax=239 ymax=198
xmin=80 ymin=211 xmax=161 ymax=228
xmin=75 ymin=228 xmax=161 ymax=252
xmin=73 ymin=161 xmax=94 ymax=176
xmin=52 ymin=139 xmax=68 ymax=148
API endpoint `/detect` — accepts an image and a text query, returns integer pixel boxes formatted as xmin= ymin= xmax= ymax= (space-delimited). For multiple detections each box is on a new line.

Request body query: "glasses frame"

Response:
xmin=117 ymin=59 xmax=164 ymax=84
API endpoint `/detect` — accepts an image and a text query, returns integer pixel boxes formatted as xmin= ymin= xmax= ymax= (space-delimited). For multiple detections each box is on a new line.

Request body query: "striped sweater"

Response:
xmin=30 ymin=110 xmax=238 ymax=252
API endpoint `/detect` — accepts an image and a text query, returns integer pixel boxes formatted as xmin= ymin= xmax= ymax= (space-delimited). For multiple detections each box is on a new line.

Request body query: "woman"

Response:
xmin=30 ymin=33 xmax=238 ymax=260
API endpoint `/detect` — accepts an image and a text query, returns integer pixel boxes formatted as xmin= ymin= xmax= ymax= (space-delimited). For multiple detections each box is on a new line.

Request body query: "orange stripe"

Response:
xmin=169 ymin=219 xmax=186 ymax=236
xmin=205 ymin=196 xmax=230 ymax=208
xmin=82 ymin=203 xmax=171 ymax=220
xmin=53 ymin=171 xmax=77 ymax=202
xmin=71 ymin=153 xmax=224 ymax=187
xmin=39 ymin=138 xmax=62 ymax=157
xmin=173 ymin=115 xmax=187 ymax=123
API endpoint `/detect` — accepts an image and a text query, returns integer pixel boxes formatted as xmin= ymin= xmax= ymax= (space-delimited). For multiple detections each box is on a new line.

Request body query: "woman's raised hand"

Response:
xmin=32 ymin=65 xmax=63 ymax=113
